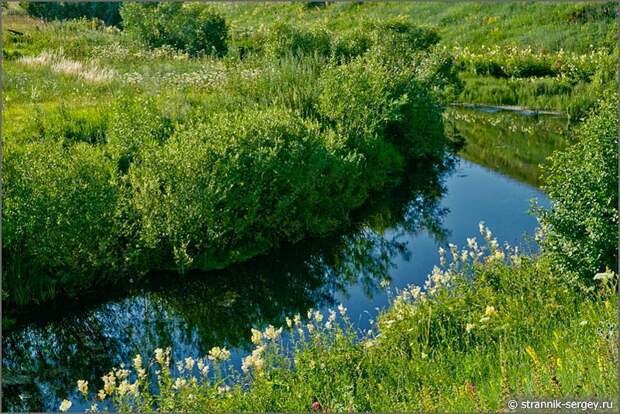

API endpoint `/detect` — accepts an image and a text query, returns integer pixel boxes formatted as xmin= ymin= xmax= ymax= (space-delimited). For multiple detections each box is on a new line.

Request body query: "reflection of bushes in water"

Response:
xmin=445 ymin=108 xmax=568 ymax=186
xmin=156 ymin=156 xmax=452 ymax=350
xmin=2 ymin=313 xmax=115 ymax=412
xmin=2 ymin=157 xmax=451 ymax=412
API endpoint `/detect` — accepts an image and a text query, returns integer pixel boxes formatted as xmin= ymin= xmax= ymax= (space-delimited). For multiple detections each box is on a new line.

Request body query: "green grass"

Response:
xmin=71 ymin=229 xmax=618 ymax=412
xmin=216 ymin=1 xmax=616 ymax=54
xmin=3 ymin=2 xmax=616 ymax=119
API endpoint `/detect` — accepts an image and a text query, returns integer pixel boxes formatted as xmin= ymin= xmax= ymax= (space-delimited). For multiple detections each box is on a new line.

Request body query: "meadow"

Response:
xmin=1 ymin=2 xmax=618 ymax=412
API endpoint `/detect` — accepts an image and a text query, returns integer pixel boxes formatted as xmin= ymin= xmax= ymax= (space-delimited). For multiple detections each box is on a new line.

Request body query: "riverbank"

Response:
xmin=2 ymin=10 xmax=458 ymax=307
xmin=71 ymin=231 xmax=618 ymax=413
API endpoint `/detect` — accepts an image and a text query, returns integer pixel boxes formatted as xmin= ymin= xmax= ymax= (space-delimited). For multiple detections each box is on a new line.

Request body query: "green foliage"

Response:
xmin=536 ymin=94 xmax=619 ymax=281
xmin=128 ymin=107 xmax=368 ymax=272
xmin=368 ymin=17 xmax=440 ymax=58
xmin=2 ymin=141 xmax=120 ymax=305
xmin=120 ymin=2 xmax=228 ymax=57
xmin=21 ymin=1 xmax=122 ymax=26
xmin=106 ymin=96 xmax=174 ymax=173
xmin=261 ymin=22 xmax=332 ymax=58
xmin=21 ymin=105 xmax=108 ymax=145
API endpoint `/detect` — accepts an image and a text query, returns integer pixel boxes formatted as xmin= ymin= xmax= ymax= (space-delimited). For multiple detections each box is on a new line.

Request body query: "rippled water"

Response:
xmin=2 ymin=111 xmax=557 ymax=412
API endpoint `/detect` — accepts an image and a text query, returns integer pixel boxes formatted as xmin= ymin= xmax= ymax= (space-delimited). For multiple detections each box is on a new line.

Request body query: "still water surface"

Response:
xmin=2 ymin=111 xmax=557 ymax=412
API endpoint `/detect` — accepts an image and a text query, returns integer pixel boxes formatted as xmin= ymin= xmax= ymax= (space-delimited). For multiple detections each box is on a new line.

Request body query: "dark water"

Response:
xmin=2 ymin=112 xmax=556 ymax=412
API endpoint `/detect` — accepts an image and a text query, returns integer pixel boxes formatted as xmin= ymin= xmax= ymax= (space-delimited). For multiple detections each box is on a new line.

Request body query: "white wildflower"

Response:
xmin=173 ymin=378 xmax=187 ymax=390
xmin=133 ymin=354 xmax=142 ymax=370
xmin=77 ymin=380 xmax=88 ymax=395
xmin=208 ymin=346 xmax=230 ymax=363
xmin=338 ymin=304 xmax=347 ymax=316
xmin=264 ymin=325 xmax=283 ymax=341
xmin=251 ymin=328 xmax=263 ymax=345
xmin=117 ymin=380 xmax=129 ymax=396
xmin=154 ymin=348 xmax=165 ymax=365
xmin=185 ymin=356 xmax=195 ymax=371
xmin=59 ymin=399 xmax=72 ymax=412
xmin=314 ymin=310 xmax=323 ymax=323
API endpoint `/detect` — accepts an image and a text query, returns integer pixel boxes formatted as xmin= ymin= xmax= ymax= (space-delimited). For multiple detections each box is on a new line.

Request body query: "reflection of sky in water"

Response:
xmin=332 ymin=158 xmax=549 ymax=333
xmin=3 ymin=157 xmax=550 ymax=412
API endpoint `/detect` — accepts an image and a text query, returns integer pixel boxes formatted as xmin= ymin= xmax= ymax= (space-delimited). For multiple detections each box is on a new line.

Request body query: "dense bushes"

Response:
xmin=21 ymin=1 xmax=122 ymax=26
xmin=246 ymin=18 xmax=441 ymax=65
xmin=120 ymin=2 xmax=228 ymax=57
xmin=261 ymin=22 xmax=332 ymax=58
xmin=129 ymin=108 xmax=363 ymax=271
xmin=536 ymin=94 xmax=618 ymax=281
xmin=3 ymin=19 xmax=457 ymax=304
xmin=2 ymin=142 xmax=120 ymax=304
xmin=106 ymin=96 xmax=174 ymax=173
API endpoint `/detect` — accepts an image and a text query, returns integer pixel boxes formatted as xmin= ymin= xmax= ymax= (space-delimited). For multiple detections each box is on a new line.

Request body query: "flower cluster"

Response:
xmin=391 ymin=222 xmax=515 ymax=316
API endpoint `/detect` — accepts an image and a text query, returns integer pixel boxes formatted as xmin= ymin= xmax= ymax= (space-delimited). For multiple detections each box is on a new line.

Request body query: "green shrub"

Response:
xmin=330 ymin=27 xmax=372 ymax=62
xmin=128 ymin=107 xmax=365 ymax=272
xmin=120 ymin=2 xmax=228 ymax=56
xmin=317 ymin=54 xmax=448 ymax=165
xmin=2 ymin=141 xmax=121 ymax=305
xmin=106 ymin=96 xmax=174 ymax=173
xmin=536 ymin=94 xmax=618 ymax=281
xmin=262 ymin=22 xmax=332 ymax=58
xmin=21 ymin=1 xmax=122 ymax=26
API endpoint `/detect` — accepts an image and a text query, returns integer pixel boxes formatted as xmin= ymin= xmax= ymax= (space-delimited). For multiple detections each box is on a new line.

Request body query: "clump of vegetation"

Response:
xmin=2 ymin=141 xmax=121 ymax=305
xmin=69 ymin=225 xmax=617 ymax=412
xmin=120 ymin=2 xmax=228 ymax=57
xmin=535 ymin=94 xmax=618 ymax=282
xmin=21 ymin=1 xmax=122 ymax=26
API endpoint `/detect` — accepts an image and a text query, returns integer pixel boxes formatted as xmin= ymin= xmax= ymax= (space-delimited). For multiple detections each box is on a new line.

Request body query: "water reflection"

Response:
xmin=2 ymin=157 xmax=452 ymax=412
xmin=445 ymin=107 xmax=569 ymax=186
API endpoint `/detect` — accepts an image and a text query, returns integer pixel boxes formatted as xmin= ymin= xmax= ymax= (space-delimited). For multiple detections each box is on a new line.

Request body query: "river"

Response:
xmin=1 ymin=109 xmax=566 ymax=412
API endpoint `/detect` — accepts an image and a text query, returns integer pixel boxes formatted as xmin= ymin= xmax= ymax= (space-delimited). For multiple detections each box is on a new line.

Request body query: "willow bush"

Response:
xmin=2 ymin=142 xmax=121 ymax=304
xmin=120 ymin=2 xmax=228 ymax=57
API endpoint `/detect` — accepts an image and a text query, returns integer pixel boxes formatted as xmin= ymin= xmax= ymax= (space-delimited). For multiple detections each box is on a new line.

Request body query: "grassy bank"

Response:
xmin=214 ymin=1 xmax=617 ymax=119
